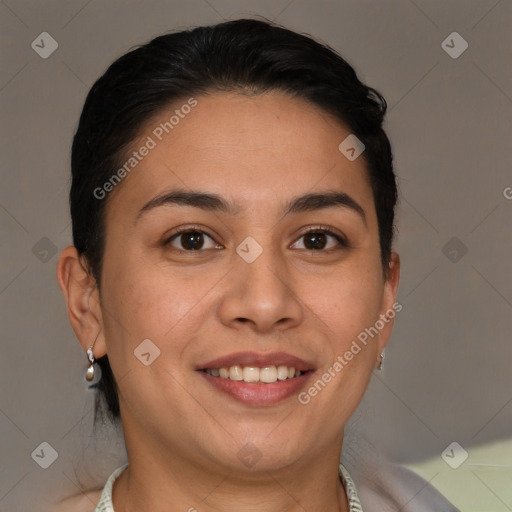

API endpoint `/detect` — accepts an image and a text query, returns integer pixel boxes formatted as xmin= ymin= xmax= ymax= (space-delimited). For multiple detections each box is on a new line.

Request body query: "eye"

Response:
xmin=291 ymin=227 xmax=347 ymax=251
xmin=166 ymin=229 xmax=221 ymax=251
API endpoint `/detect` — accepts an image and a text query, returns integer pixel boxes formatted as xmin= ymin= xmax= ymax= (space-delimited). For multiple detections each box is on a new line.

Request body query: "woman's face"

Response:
xmin=93 ymin=91 xmax=399 ymax=472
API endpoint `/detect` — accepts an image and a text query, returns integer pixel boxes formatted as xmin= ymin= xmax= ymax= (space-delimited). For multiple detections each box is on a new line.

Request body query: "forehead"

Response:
xmin=106 ymin=91 xmax=375 ymax=221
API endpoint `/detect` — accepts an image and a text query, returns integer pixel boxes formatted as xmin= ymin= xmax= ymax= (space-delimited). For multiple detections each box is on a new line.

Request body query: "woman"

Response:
xmin=57 ymin=18 xmax=458 ymax=512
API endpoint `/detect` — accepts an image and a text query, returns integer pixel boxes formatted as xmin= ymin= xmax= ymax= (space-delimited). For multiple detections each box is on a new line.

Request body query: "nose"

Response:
xmin=217 ymin=245 xmax=304 ymax=334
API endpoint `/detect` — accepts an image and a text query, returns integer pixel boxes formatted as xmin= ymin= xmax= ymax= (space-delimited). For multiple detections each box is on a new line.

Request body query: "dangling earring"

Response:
xmin=378 ymin=351 xmax=385 ymax=371
xmin=85 ymin=345 xmax=95 ymax=382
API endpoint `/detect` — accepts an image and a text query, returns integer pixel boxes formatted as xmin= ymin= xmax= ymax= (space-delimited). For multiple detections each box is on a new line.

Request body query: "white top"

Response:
xmin=94 ymin=463 xmax=364 ymax=511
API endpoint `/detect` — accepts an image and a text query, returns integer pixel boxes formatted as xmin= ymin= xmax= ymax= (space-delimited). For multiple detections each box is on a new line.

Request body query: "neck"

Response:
xmin=112 ymin=432 xmax=349 ymax=512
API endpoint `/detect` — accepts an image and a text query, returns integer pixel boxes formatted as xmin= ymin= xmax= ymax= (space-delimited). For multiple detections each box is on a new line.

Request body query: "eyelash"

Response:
xmin=164 ymin=224 xmax=348 ymax=253
xmin=296 ymin=226 xmax=348 ymax=250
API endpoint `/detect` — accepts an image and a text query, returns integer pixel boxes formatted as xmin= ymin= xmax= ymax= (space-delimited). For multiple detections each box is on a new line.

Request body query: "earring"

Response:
xmin=85 ymin=345 xmax=95 ymax=382
xmin=378 ymin=351 xmax=385 ymax=371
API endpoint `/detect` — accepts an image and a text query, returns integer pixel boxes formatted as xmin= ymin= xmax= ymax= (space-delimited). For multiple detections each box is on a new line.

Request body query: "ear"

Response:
xmin=375 ymin=252 xmax=401 ymax=367
xmin=56 ymin=246 xmax=107 ymax=359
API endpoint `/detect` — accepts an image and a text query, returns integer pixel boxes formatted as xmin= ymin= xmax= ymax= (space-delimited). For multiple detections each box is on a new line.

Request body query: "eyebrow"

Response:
xmin=136 ymin=190 xmax=240 ymax=221
xmin=136 ymin=188 xmax=367 ymax=225
xmin=283 ymin=191 xmax=366 ymax=224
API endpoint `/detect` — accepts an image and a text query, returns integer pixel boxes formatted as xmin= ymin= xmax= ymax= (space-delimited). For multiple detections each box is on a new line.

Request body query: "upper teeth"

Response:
xmin=204 ymin=365 xmax=303 ymax=383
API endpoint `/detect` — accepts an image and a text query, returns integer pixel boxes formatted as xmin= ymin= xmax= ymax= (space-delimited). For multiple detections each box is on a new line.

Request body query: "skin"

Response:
xmin=57 ymin=91 xmax=399 ymax=512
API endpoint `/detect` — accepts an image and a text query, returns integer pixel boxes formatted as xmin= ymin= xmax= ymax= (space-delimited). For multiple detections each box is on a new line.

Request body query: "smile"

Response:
xmin=197 ymin=351 xmax=315 ymax=405
xmin=202 ymin=365 xmax=304 ymax=383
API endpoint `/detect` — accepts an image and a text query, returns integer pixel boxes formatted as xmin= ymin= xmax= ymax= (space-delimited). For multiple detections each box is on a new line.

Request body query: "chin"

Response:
xmin=206 ymin=433 xmax=304 ymax=474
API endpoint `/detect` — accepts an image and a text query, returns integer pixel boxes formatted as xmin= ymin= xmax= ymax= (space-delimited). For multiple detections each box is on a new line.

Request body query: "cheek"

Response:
xmin=100 ymin=252 xmax=224 ymax=351
xmin=98 ymin=258 xmax=211 ymax=406
xmin=295 ymin=267 xmax=383 ymax=426
xmin=306 ymin=264 xmax=384 ymax=350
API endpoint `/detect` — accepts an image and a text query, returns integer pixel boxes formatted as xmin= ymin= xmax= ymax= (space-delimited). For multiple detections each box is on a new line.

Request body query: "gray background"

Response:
xmin=1 ymin=0 xmax=511 ymax=510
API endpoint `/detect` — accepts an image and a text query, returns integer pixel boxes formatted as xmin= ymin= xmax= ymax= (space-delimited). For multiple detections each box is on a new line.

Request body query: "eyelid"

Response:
xmin=163 ymin=225 xmax=222 ymax=248
xmin=293 ymin=224 xmax=349 ymax=248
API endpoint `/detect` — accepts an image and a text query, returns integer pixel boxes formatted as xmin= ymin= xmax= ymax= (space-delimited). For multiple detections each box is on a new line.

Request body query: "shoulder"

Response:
xmin=354 ymin=461 xmax=460 ymax=512
xmin=53 ymin=488 xmax=103 ymax=512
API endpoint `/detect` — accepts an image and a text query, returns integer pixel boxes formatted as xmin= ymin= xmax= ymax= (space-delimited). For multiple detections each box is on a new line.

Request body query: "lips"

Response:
xmin=196 ymin=351 xmax=315 ymax=406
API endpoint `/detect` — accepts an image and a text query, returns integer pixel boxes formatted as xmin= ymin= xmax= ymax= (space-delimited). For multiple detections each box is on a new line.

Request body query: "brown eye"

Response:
xmin=167 ymin=230 xmax=219 ymax=251
xmin=303 ymin=232 xmax=328 ymax=250
xmin=291 ymin=229 xmax=346 ymax=251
